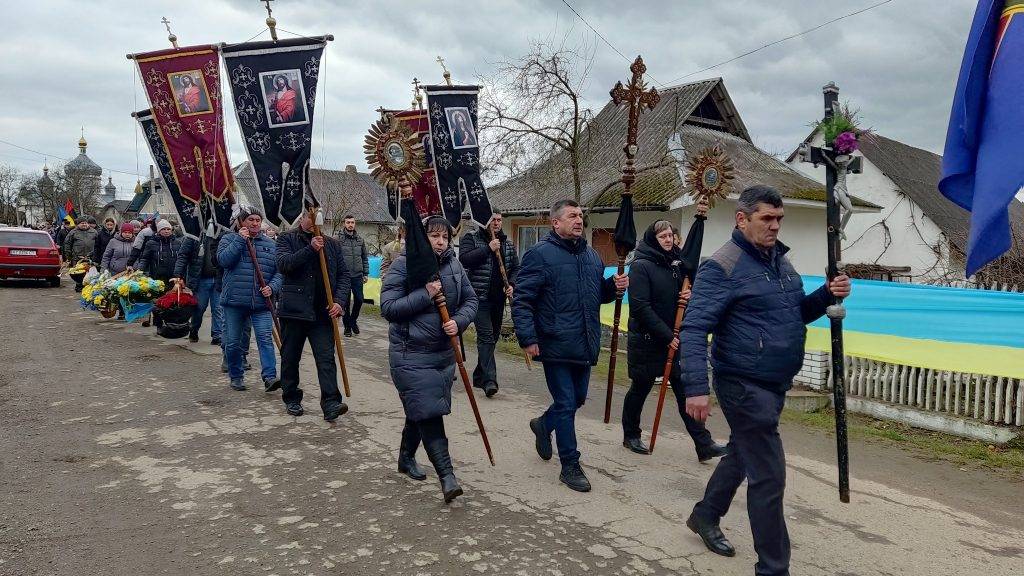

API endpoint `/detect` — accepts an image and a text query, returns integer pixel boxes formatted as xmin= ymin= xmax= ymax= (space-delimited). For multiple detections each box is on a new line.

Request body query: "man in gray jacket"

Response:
xmin=336 ymin=215 xmax=369 ymax=337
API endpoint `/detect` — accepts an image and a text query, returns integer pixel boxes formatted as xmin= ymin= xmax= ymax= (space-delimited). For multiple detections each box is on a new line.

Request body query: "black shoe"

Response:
xmin=323 ymin=402 xmax=349 ymax=422
xmin=229 ymin=378 xmax=246 ymax=391
xmin=188 ymin=331 xmax=199 ymax=343
xmin=559 ymin=462 xmax=592 ymax=492
xmin=623 ymin=437 xmax=650 ymax=455
xmin=263 ymin=377 xmax=281 ymax=393
xmin=343 ymin=327 xmax=352 ymax=337
xmin=483 ymin=381 xmax=498 ymax=398
xmin=686 ymin=512 xmax=736 ymax=557
xmin=352 ymin=324 xmax=360 ymax=335
xmin=530 ymin=417 xmax=552 ymax=461
xmin=74 ymin=285 xmax=82 ymax=293
xmin=141 ymin=320 xmax=150 ymax=327
xmin=285 ymin=402 xmax=304 ymax=417
xmin=211 ymin=336 xmax=221 ymax=346
xmin=696 ymin=443 xmax=729 ymax=463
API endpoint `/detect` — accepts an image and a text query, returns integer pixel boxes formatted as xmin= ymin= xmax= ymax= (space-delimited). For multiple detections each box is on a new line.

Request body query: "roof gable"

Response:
xmin=489 ymin=78 xmax=872 ymax=213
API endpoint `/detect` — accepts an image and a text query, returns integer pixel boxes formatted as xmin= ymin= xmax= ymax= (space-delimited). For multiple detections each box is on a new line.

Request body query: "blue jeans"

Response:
xmin=540 ymin=361 xmax=591 ymax=466
xmin=223 ymin=305 xmax=276 ymax=381
xmin=191 ymin=277 xmax=221 ymax=339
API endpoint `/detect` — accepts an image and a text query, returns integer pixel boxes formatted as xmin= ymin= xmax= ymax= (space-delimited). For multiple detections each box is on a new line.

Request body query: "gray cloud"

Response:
xmin=0 ymin=0 xmax=978 ymax=197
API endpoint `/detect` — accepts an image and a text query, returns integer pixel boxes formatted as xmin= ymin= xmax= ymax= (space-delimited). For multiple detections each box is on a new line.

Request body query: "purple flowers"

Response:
xmin=834 ymin=131 xmax=859 ymax=154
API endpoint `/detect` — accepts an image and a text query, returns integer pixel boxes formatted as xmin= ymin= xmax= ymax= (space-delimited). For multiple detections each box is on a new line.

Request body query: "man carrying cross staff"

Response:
xmin=680 ymin=185 xmax=851 ymax=574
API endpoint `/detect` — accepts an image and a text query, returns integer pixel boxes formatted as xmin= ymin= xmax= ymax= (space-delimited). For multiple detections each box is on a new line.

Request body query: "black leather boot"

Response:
xmin=397 ymin=424 xmax=427 ymax=481
xmin=696 ymin=443 xmax=729 ymax=463
xmin=423 ymin=434 xmax=462 ymax=503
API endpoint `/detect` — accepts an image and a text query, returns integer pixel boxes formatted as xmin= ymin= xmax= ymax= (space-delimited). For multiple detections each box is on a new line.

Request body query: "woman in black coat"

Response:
xmin=380 ymin=216 xmax=478 ymax=503
xmin=621 ymin=211 xmax=726 ymax=461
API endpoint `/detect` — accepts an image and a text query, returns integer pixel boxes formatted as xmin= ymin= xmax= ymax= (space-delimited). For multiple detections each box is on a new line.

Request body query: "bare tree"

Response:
xmin=478 ymin=38 xmax=598 ymax=203
xmin=0 ymin=164 xmax=23 ymax=225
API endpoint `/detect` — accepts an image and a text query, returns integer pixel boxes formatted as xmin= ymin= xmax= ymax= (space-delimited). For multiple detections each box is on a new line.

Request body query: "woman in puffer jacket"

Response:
xmin=101 ymin=223 xmax=136 ymax=275
xmin=380 ymin=216 xmax=478 ymax=504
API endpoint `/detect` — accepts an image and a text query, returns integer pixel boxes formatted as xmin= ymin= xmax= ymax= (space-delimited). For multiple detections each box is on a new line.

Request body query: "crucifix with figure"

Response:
xmin=603 ymin=55 xmax=660 ymax=423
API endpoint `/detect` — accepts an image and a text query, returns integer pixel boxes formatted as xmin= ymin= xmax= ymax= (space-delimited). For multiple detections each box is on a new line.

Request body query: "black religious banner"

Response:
xmin=677 ymin=213 xmax=705 ymax=284
xmin=134 ymin=109 xmax=210 ymax=240
xmin=401 ymin=198 xmax=439 ymax=293
xmin=423 ymin=85 xmax=491 ymax=227
xmin=222 ymin=37 xmax=328 ymax=227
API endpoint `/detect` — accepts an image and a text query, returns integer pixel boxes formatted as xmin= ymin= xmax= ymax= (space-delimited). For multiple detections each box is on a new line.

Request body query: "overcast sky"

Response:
xmin=0 ymin=0 xmax=979 ymax=198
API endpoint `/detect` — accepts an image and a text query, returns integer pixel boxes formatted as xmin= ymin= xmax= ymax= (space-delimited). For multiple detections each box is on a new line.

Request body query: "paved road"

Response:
xmin=1 ymin=281 xmax=1021 ymax=575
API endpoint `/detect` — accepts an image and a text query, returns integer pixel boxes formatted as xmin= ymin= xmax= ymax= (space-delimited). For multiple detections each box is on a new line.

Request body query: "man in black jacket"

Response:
xmin=458 ymin=210 xmax=519 ymax=398
xmin=276 ymin=211 xmax=351 ymax=420
xmin=336 ymin=215 xmax=368 ymax=337
xmin=174 ymin=233 xmax=222 ymax=344
xmin=92 ymin=218 xmax=117 ymax=265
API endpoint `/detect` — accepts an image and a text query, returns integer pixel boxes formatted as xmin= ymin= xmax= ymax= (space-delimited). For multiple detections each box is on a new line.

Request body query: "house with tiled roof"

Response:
xmin=488 ymin=78 xmax=880 ymax=274
xmin=786 ymin=130 xmax=1024 ymax=282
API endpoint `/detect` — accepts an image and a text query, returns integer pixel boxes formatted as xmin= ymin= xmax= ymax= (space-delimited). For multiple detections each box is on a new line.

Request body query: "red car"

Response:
xmin=0 ymin=228 xmax=62 ymax=287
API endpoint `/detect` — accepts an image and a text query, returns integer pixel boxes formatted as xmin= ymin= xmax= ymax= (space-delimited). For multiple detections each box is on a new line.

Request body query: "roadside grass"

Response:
xmin=363 ymin=305 xmax=1023 ymax=474
xmin=783 ymin=408 xmax=1024 ymax=474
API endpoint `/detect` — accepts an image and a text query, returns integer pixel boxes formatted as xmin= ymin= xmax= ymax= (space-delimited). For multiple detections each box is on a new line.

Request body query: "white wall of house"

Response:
xmin=503 ymin=201 xmax=837 ymax=276
xmin=786 ymin=133 xmax=952 ymax=281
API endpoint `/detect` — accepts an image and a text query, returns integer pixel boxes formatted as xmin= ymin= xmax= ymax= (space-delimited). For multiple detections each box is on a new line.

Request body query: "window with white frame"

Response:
xmin=517 ymin=225 xmax=548 ymax=258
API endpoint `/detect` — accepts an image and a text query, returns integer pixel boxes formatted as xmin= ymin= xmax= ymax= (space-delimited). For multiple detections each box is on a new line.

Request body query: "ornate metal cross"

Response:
xmin=261 ymin=0 xmax=278 ymax=41
xmin=610 ymin=56 xmax=660 ymax=164
xmin=161 ymin=17 xmax=179 ymax=49
xmin=436 ymin=56 xmax=452 ymax=86
xmin=411 ymin=77 xmax=423 ymax=109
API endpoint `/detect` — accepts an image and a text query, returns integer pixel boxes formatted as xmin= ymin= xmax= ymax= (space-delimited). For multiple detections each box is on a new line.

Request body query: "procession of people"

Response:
xmin=58 ymin=180 xmax=852 ymax=576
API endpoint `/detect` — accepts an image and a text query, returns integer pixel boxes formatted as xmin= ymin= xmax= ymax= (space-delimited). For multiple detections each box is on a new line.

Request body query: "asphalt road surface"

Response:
xmin=1 ymin=280 xmax=1021 ymax=575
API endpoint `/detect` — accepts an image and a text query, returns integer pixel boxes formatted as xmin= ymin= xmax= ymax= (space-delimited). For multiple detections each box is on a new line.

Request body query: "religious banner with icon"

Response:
xmin=134 ymin=109 xmax=207 ymax=240
xmin=222 ymin=36 xmax=328 ymax=227
xmin=393 ymin=109 xmax=443 ymax=219
xmin=132 ymin=44 xmax=234 ymax=204
xmin=423 ymin=85 xmax=492 ymax=227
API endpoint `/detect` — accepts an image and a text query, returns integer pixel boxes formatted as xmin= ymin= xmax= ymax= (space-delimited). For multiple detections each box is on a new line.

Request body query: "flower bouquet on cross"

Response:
xmin=812 ymin=102 xmax=870 ymax=155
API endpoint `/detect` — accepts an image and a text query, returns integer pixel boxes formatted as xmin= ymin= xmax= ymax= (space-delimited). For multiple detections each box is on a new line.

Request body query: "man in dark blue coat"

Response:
xmin=512 ymin=199 xmax=628 ymax=493
xmin=679 ymin=185 xmax=851 ymax=576
xmin=276 ymin=211 xmax=351 ymax=420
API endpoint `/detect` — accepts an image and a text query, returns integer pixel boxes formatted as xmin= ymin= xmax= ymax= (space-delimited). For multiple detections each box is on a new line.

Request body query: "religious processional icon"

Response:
xmin=364 ymin=113 xmax=426 ymax=190
xmin=684 ymin=144 xmax=734 ymax=208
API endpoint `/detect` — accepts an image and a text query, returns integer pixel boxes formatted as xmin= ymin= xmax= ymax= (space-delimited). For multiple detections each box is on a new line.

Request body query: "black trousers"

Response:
xmin=280 ymin=314 xmax=342 ymax=412
xmin=693 ymin=375 xmax=790 ymax=576
xmin=621 ymin=363 xmax=714 ymax=451
xmin=343 ymin=278 xmax=364 ymax=329
xmin=472 ymin=297 xmax=505 ymax=388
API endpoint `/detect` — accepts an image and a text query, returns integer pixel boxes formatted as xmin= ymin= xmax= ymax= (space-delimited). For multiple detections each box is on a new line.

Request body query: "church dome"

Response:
xmin=104 ymin=176 xmax=117 ymax=195
xmin=66 ymin=133 xmax=102 ymax=176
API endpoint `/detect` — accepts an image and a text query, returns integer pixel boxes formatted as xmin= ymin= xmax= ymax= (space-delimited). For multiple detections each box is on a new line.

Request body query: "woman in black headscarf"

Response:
xmin=622 ymin=203 xmax=727 ymax=461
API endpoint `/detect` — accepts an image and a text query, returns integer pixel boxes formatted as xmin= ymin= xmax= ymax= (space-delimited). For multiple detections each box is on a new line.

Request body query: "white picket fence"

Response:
xmin=799 ymin=352 xmax=1023 ymax=428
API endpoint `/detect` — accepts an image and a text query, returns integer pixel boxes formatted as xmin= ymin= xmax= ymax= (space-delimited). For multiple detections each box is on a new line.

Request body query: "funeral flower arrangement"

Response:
xmin=80 ymin=271 xmax=166 ymax=313
xmin=813 ymin=104 xmax=869 ymax=155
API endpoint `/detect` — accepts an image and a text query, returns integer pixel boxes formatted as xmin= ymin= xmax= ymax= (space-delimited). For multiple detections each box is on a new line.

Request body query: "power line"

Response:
xmin=0 ymin=138 xmax=146 ymax=179
xmin=559 ymin=0 xmax=895 ymax=89
xmin=663 ymin=0 xmax=895 ymax=85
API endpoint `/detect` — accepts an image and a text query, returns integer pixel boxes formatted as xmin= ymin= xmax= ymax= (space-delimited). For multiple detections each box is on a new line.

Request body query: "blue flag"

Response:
xmin=940 ymin=0 xmax=1024 ymax=276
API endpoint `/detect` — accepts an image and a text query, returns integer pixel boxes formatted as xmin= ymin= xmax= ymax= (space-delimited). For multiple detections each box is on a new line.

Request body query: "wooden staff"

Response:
xmin=486 ymin=225 xmax=531 ymax=370
xmin=648 ymin=278 xmax=690 ymax=453
xmin=309 ymin=208 xmax=351 ymax=398
xmin=433 ymin=289 xmax=496 ymax=466
xmin=245 ymin=238 xmax=282 ymax=350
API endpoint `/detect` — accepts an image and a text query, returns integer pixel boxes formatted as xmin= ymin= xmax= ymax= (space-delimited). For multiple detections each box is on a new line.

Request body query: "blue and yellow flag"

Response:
xmin=940 ymin=0 xmax=1024 ymax=276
